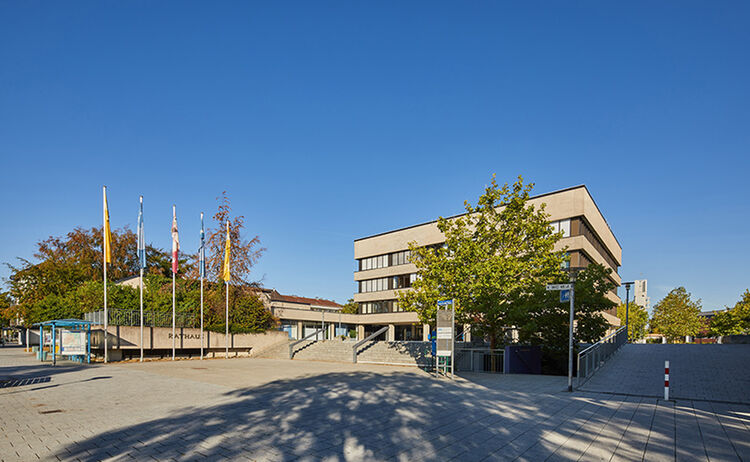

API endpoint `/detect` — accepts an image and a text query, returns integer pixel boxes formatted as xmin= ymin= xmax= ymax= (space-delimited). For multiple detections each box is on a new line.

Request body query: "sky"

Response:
xmin=1 ymin=1 xmax=748 ymax=312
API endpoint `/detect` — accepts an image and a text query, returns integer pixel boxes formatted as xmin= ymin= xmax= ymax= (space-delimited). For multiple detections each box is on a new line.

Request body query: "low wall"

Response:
xmin=721 ymin=335 xmax=750 ymax=344
xmin=89 ymin=325 xmax=288 ymax=353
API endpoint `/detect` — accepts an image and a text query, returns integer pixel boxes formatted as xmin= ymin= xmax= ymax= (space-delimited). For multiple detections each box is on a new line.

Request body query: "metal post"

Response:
xmin=172 ymin=271 xmax=176 ymax=360
xmin=225 ymin=281 xmax=229 ymax=359
xmin=451 ymin=302 xmax=455 ymax=379
xmin=52 ymin=325 xmax=56 ymax=366
xmin=103 ymin=186 xmax=108 ymax=364
xmin=322 ymin=310 xmax=325 ymax=341
xmin=200 ymin=276 xmax=204 ymax=360
xmin=568 ymin=277 xmax=575 ymax=392
xmin=87 ymin=324 xmax=91 ymax=364
xmin=625 ymin=283 xmax=631 ymax=343
xmin=139 ymin=267 xmax=144 ymax=362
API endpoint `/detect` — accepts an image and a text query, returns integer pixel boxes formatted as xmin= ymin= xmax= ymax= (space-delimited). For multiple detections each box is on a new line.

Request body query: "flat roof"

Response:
xmin=354 ymin=184 xmax=621 ymax=247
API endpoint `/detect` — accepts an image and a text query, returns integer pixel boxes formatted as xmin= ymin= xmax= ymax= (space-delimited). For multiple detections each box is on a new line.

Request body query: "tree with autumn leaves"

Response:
xmin=4 ymin=192 xmax=275 ymax=333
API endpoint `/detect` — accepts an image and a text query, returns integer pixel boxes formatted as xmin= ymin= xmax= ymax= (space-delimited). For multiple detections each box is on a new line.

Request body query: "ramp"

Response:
xmin=579 ymin=344 xmax=750 ymax=403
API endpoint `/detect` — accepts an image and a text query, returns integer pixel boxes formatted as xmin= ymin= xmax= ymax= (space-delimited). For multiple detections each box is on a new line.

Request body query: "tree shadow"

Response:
xmin=55 ymin=371 xmax=565 ymax=461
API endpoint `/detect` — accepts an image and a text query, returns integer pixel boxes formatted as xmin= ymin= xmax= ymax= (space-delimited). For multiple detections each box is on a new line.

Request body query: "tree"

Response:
xmin=6 ymin=226 xmax=174 ymax=313
xmin=650 ymin=287 xmax=702 ymax=342
xmin=0 ymin=292 xmax=13 ymax=327
xmin=398 ymin=175 xmax=567 ymax=348
xmin=340 ymin=298 xmax=359 ymax=314
xmin=709 ymin=290 xmax=750 ymax=336
xmin=513 ymin=263 xmax=613 ymax=359
xmin=200 ymin=192 xmax=265 ymax=284
xmin=616 ymin=301 xmax=649 ymax=341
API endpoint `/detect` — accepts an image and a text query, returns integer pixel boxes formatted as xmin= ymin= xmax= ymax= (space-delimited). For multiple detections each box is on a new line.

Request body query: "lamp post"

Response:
xmin=623 ymin=281 xmax=634 ymax=342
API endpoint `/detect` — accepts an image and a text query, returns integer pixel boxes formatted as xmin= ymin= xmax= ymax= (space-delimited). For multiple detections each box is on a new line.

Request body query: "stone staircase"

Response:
xmin=254 ymin=339 xmax=433 ymax=367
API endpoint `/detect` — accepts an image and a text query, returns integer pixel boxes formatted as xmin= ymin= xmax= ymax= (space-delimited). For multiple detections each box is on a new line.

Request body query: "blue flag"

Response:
xmin=137 ymin=196 xmax=146 ymax=270
xmin=199 ymin=212 xmax=205 ymax=278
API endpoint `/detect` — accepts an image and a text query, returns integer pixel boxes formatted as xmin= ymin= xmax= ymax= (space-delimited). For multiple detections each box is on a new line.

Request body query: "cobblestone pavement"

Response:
xmin=1 ymin=346 xmax=749 ymax=461
xmin=580 ymin=344 xmax=750 ymax=404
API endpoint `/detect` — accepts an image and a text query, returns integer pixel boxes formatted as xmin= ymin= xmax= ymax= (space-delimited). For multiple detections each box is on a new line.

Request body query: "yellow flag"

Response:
xmin=222 ymin=220 xmax=231 ymax=282
xmin=103 ymin=186 xmax=112 ymax=264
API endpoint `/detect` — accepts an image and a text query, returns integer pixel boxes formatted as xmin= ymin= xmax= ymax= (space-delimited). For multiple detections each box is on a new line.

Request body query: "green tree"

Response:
xmin=398 ymin=175 xmax=567 ymax=348
xmin=650 ymin=287 xmax=702 ymax=342
xmin=616 ymin=301 xmax=649 ymax=341
xmin=513 ymin=263 xmax=613 ymax=357
xmin=340 ymin=298 xmax=359 ymax=314
xmin=202 ymin=284 xmax=277 ymax=334
xmin=709 ymin=290 xmax=750 ymax=336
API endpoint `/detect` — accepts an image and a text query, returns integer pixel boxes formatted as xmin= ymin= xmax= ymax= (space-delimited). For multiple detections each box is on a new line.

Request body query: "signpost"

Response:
xmin=547 ymin=282 xmax=576 ymax=391
xmin=435 ymin=299 xmax=454 ymax=379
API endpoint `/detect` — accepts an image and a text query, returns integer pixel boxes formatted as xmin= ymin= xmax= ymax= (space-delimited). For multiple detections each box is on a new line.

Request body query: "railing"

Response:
xmin=352 ymin=326 xmax=389 ymax=363
xmin=84 ymin=309 xmax=199 ymax=328
xmin=577 ymin=326 xmax=627 ymax=388
xmin=455 ymin=348 xmax=505 ymax=373
xmin=288 ymin=327 xmax=325 ymax=360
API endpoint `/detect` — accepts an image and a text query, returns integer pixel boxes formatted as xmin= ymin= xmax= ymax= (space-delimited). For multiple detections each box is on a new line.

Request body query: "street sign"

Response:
xmin=437 ymin=299 xmax=454 ymax=306
xmin=546 ymin=283 xmax=572 ymax=291
xmin=560 ymin=289 xmax=571 ymax=302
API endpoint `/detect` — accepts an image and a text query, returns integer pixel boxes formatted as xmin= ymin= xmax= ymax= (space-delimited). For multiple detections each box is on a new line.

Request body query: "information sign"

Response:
xmin=560 ymin=289 xmax=571 ymax=302
xmin=60 ymin=330 xmax=86 ymax=355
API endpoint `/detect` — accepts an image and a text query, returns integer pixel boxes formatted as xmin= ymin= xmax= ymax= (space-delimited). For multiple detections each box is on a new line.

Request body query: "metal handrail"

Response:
xmin=289 ymin=327 xmax=325 ymax=359
xmin=577 ymin=326 xmax=627 ymax=388
xmin=352 ymin=326 xmax=389 ymax=363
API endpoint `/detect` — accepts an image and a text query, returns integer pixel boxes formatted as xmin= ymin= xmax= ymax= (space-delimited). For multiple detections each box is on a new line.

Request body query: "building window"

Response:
xmin=549 ymin=219 xmax=571 ymax=238
xmin=358 ymin=300 xmax=401 ymax=314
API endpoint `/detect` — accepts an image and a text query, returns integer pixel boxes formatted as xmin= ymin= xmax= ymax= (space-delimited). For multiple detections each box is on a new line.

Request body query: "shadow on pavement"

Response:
xmin=56 ymin=371 xmax=563 ymax=461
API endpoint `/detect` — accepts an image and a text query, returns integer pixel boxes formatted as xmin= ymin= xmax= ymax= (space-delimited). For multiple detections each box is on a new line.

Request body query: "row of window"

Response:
xmin=358 ymin=250 xmax=412 ymax=271
xmin=549 ymin=219 xmax=571 ymax=238
xmin=358 ymin=274 xmax=418 ymax=293
xmin=359 ymin=300 xmax=405 ymax=314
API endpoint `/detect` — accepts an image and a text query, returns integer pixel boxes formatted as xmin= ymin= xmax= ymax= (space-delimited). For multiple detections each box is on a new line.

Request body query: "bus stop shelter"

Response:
xmin=32 ymin=319 xmax=92 ymax=365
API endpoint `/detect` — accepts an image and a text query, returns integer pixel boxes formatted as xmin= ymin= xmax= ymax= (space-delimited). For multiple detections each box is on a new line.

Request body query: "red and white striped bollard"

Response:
xmin=664 ymin=360 xmax=670 ymax=400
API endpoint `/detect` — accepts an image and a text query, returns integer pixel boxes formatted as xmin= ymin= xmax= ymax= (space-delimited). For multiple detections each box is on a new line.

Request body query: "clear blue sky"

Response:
xmin=1 ymin=2 xmax=748 ymax=311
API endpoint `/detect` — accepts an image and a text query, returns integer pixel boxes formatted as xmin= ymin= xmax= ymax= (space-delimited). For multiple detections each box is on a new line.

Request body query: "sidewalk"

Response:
xmin=1 ymin=346 xmax=748 ymax=461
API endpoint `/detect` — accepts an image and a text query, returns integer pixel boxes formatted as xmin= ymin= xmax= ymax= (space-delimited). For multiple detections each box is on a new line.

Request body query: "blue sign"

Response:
xmin=437 ymin=299 xmax=453 ymax=306
xmin=560 ymin=289 xmax=571 ymax=302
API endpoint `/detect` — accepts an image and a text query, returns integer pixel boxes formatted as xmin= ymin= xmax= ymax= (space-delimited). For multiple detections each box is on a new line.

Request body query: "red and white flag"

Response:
xmin=171 ymin=205 xmax=179 ymax=273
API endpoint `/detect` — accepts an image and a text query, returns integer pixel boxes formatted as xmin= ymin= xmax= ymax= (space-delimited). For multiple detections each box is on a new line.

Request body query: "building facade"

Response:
xmin=633 ymin=279 xmax=650 ymax=311
xmin=353 ymin=185 xmax=623 ymax=336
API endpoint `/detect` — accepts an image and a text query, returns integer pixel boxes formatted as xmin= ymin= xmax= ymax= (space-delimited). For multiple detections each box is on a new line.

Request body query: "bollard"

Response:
xmin=664 ymin=360 xmax=670 ymax=400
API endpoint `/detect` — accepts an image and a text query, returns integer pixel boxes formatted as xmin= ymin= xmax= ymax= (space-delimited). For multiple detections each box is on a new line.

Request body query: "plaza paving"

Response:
xmin=1 ymin=345 xmax=749 ymax=461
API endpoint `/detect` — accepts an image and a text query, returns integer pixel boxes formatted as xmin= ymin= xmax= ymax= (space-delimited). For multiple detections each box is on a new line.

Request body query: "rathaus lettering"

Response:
xmin=167 ymin=333 xmax=202 ymax=340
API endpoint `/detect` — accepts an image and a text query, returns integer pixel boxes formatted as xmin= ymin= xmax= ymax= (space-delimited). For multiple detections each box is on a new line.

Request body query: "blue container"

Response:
xmin=504 ymin=345 xmax=542 ymax=374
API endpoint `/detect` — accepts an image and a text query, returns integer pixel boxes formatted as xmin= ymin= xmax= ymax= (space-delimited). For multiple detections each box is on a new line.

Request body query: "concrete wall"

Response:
xmin=89 ymin=325 xmax=289 ymax=352
xmin=272 ymin=307 xmax=419 ymax=325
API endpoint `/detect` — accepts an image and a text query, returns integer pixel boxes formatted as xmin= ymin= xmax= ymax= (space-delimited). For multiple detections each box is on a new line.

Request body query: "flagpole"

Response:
xmin=103 ymin=186 xmax=108 ymax=364
xmin=200 ymin=213 xmax=204 ymax=361
xmin=172 ymin=270 xmax=176 ymax=360
xmin=225 ymin=280 xmax=229 ymax=359
xmin=139 ymin=196 xmax=144 ymax=363
xmin=172 ymin=204 xmax=176 ymax=361
xmin=140 ymin=267 xmax=144 ymax=362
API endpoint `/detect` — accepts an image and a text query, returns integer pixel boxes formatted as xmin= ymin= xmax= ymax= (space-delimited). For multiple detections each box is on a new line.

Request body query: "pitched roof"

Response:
xmin=269 ymin=292 xmax=342 ymax=309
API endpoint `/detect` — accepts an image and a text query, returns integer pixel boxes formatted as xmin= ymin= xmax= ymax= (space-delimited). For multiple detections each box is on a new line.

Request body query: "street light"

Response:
xmin=622 ymin=281 xmax=635 ymax=343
